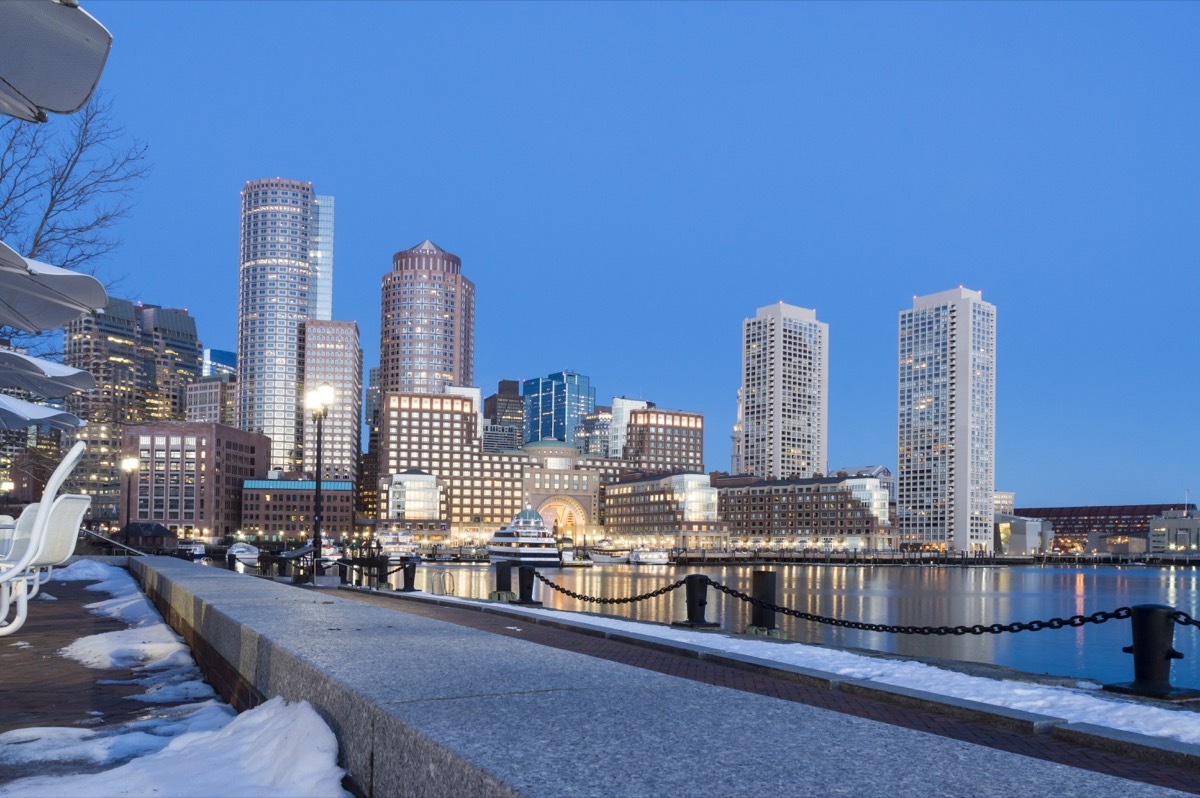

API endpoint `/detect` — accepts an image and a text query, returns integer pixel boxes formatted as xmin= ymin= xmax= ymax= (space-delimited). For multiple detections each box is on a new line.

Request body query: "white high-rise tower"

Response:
xmin=734 ymin=302 xmax=828 ymax=480
xmin=897 ymin=288 xmax=996 ymax=552
xmin=236 ymin=178 xmax=330 ymax=471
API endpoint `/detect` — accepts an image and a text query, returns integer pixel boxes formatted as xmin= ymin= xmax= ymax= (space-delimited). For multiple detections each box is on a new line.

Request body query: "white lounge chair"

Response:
xmin=0 ymin=441 xmax=90 ymax=636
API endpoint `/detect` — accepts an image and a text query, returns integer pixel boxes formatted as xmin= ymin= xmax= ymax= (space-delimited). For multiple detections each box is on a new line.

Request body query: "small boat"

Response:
xmin=629 ymin=545 xmax=670 ymax=565
xmin=487 ymin=507 xmax=561 ymax=566
xmin=178 ymin=542 xmax=208 ymax=561
xmin=559 ymin=539 xmax=593 ymax=568
xmin=375 ymin=528 xmax=419 ymax=562
xmin=227 ymin=541 xmax=259 ymax=565
xmin=588 ymin=539 xmax=630 ymax=564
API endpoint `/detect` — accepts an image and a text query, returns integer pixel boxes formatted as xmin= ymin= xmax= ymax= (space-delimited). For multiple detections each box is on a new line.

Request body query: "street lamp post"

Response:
xmin=306 ymin=384 xmax=335 ymax=584
xmin=120 ymin=456 xmax=138 ymax=538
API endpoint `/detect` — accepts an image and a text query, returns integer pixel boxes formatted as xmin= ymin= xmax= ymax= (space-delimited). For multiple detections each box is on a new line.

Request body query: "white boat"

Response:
xmin=587 ymin=539 xmax=630 ymax=564
xmin=375 ymin=528 xmax=419 ymax=562
xmin=629 ymin=545 xmax=670 ymax=565
xmin=227 ymin=541 xmax=259 ymax=565
xmin=178 ymin=542 xmax=208 ymax=561
xmin=487 ymin=507 xmax=561 ymax=566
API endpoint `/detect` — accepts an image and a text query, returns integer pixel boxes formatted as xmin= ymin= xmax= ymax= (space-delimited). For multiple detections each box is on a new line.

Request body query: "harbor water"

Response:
xmin=397 ymin=562 xmax=1200 ymax=686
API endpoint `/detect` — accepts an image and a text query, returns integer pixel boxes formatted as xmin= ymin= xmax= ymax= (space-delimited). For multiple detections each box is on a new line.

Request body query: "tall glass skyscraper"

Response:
xmin=236 ymin=178 xmax=328 ymax=471
xmin=310 ymin=195 xmax=335 ymax=321
xmin=379 ymin=240 xmax=475 ymax=394
xmin=522 ymin=371 xmax=596 ymax=446
xmin=896 ymin=288 xmax=996 ymax=553
xmin=734 ymin=302 xmax=828 ymax=480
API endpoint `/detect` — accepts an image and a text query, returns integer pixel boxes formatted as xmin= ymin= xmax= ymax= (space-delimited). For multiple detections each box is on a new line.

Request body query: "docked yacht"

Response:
xmin=587 ymin=539 xmax=631 ymax=564
xmin=375 ymin=528 xmax=419 ymax=562
xmin=629 ymin=545 xmax=670 ymax=565
xmin=487 ymin=508 xmax=561 ymax=566
xmin=227 ymin=541 xmax=259 ymax=565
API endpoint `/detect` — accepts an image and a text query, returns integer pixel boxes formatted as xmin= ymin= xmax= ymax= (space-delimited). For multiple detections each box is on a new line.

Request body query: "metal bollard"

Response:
xmin=226 ymin=551 xmax=238 ymax=571
xmin=672 ymin=574 xmax=719 ymax=628
xmin=1106 ymin=604 xmax=1200 ymax=700
xmin=399 ymin=559 xmax=418 ymax=592
xmin=512 ymin=565 xmax=542 ymax=606
xmin=750 ymin=570 xmax=777 ymax=631
xmin=495 ymin=561 xmax=513 ymax=594
xmin=376 ymin=555 xmax=390 ymax=588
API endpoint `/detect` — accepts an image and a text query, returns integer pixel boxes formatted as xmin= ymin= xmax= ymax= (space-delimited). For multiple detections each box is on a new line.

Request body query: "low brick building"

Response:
xmin=240 ymin=478 xmax=356 ymax=545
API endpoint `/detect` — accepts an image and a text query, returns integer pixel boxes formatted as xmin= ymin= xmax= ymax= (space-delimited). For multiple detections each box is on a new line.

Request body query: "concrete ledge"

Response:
xmin=1052 ymin=723 xmax=1200 ymax=771
xmin=839 ymin=679 xmax=1066 ymax=734
xmin=126 ymin=560 xmax=1197 ymax=797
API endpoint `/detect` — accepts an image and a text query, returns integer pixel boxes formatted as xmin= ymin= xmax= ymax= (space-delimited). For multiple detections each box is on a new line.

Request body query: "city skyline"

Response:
xmin=71 ymin=3 xmax=1200 ymax=506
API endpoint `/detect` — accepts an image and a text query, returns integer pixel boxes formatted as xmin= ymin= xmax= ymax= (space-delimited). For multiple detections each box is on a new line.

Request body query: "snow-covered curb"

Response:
xmin=0 ymin=561 xmax=348 ymax=798
xmin=396 ymin=589 xmax=1200 ymax=746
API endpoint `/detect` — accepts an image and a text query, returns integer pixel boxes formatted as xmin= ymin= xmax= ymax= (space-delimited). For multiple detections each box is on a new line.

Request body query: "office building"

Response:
xmin=240 ymin=476 xmax=355 ymax=543
xmin=482 ymin=423 xmax=521 ymax=453
xmin=574 ymin=406 xmax=612 ymax=457
xmin=120 ymin=421 xmax=270 ymax=543
xmin=185 ymin=374 xmax=236 ymax=426
xmin=300 ymin=320 xmax=362 ymax=482
xmin=623 ymin=408 xmax=704 ymax=474
xmin=897 ymin=288 xmax=996 ymax=552
xmin=994 ymin=491 xmax=1015 ymax=516
xmin=609 ymin=397 xmax=652 ymax=464
xmin=523 ymin=371 xmax=595 ymax=446
xmin=237 ymin=178 xmax=327 ymax=471
xmin=605 ymin=472 xmax=728 ymax=549
xmin=484 ymin=379 xmax=524 ymax=431
xmin=64 ymin=299 xmax=202 ymax=522
xmin=202 ymin=349 xmax=236 ymax=378
xmin=734 ymin=302 xmax=828 ymax=480
xmin=381 ymin=469 xmax=446 ymax=533
xmin=714 ymin=473 xmax=893 ymax=550
xmin=378 ymin=240 xmax=474 ymax=394
xmin=310 ymin=195 xmax=335 ymax=321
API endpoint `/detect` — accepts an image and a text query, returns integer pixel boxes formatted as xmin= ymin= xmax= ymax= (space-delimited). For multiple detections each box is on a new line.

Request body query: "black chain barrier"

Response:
xmin=703 ymin=576 xmax=1132 ymax=635
xmin=1171 ymin=610 xmax=1200 ymax=628
xmin=528 ymin=572 xmax=1139 ymax=635
xmin=533 ymin=571 xmax=687 ymax=605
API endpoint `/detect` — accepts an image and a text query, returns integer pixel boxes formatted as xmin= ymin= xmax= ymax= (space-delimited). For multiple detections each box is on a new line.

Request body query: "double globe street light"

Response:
xmin=305 ymin=384 xmax=335 ymax=585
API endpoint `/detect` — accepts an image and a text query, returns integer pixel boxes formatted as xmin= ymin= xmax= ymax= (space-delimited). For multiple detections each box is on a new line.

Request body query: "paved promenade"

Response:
xmin=5 ymin=558 xmax=1200 ymax=797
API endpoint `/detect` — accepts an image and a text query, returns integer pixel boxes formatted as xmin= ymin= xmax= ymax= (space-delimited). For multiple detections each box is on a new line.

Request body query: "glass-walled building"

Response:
xmin=523 ymin=371 xmax=595 ymax=446
xmin=382 ymin=469 xmax=445 ymax=538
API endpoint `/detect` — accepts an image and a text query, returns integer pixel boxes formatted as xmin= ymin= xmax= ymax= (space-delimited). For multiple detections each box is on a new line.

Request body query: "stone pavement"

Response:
xmin=5 ymin=560 xmax=1200 ymax=797
xmin=339 ymin=589 xmax=1200 ymax=795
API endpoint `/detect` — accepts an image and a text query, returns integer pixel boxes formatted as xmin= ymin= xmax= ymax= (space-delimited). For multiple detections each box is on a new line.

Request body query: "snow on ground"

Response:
xmin=419 ymin=590 xmax=1200 ymax=745
xmin=0 ymin=561 xmax=348 ymax=798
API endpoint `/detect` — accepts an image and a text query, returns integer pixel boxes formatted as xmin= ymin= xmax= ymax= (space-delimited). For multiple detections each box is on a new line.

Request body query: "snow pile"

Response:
xmin=437 ymin=593 xmax=1200 ymax=745
xmin=0 ymin=560 xmax=350 ymax=797
xmin=0 ymin=698 xmax=348 ymax=798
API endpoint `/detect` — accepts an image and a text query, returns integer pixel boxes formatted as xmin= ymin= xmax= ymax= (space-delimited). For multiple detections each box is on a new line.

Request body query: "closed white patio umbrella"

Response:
xmin=0 ymin=350 xmax=95 ymax=398
xmin=0 ymin=239 xmax=107 ymax=334
xmin=0 ymin=0 xmax=111 ymax=123
xmin=0 ymin=393 xmax=83 ymax=431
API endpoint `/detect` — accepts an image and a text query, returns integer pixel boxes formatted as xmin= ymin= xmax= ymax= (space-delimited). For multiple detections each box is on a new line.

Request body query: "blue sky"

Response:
xmin=86 ymin=1 xmax=1198 ymax=506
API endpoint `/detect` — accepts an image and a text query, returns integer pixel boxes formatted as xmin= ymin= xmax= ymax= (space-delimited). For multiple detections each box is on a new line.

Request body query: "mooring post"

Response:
xmin=375 ymin=555 xmax=389 ymax=589
xmin=399 ymin=559 xmax=418 ymax=592
xmin=1105 ymin=604 xmax=1200 ymax=700
xmin=673 ymin=574 xmax=719 ymax=628
xmin=226 ymin=551 xmax=237 ymax=571
xmin=512 ymin=565 xmax=542 ymax=606
xmin=749 ymin=570 xmax=777 ymax=632
xmin=488 ymin=561 xmax=517 ymax=602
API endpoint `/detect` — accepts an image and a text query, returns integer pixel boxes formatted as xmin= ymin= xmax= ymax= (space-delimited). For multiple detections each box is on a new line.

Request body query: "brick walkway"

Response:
xmin=338 ymin=589 xmax=1200 ymax=795
xmin=0 ymin=580 xmax=206 ymax=781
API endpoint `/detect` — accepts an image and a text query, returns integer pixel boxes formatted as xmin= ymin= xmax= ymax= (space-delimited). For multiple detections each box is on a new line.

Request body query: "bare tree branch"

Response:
xmin=0 ymin=94 xmax=149 ymax=354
